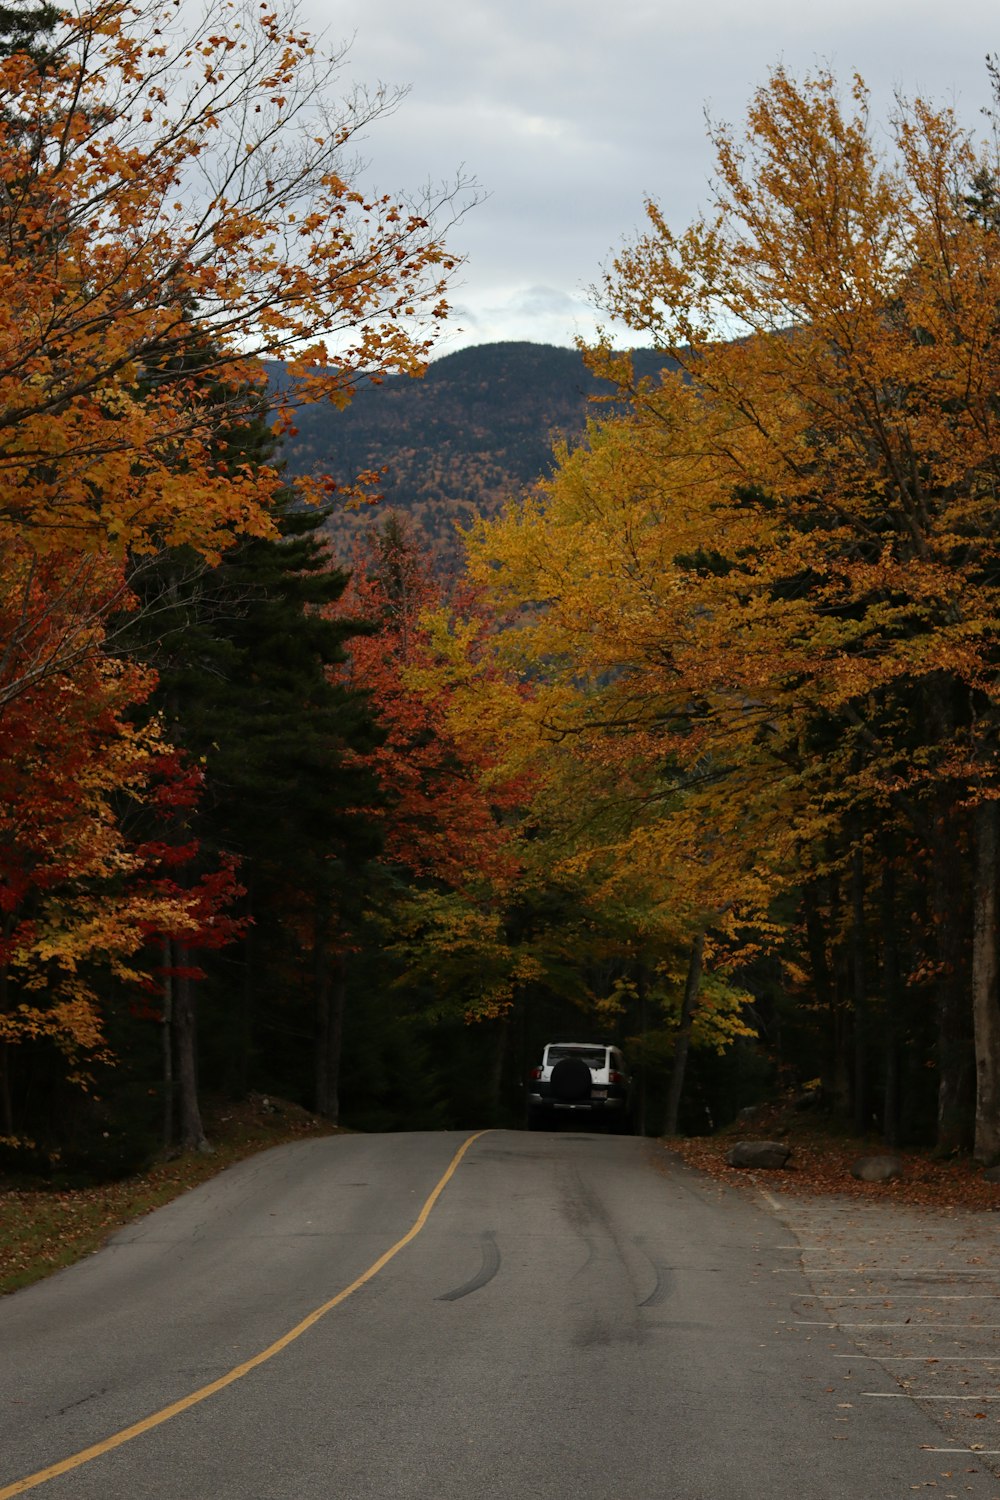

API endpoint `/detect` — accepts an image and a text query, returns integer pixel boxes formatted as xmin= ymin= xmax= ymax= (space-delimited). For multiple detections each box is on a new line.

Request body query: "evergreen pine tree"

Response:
xmin=118 ymin=357 xmax=386 ymax=1140
xmin=0 ymin=0 xmax=59 ymax=63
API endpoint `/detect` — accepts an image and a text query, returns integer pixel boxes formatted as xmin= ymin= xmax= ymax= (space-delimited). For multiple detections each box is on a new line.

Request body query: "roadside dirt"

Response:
xmin=670 ymin=1110 xmax=1000 ymax=1214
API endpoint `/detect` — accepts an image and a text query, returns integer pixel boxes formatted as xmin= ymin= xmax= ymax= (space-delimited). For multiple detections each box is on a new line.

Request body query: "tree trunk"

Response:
xmin=0 ymin=957 xmax=12 ymax=1136
xmin=804 ymin=872 xmax=851 ymax=1117
xmin=972 ymin=800 xmax=1000 ymax=1163
xmin=851 ymin=832 xmax=870 ymax=1135
xmin=161 ymin=937 xmax=174 ymax=1150
xmin=314 ymin=907 xmax=330 ymax=1117
xmin=880 ymin=843 xmax=902 ymax=1148
xmin=489 ymin=1016 xmax=509 ymax=1122
xmin=325 ymin=954 xmax=347 ymax=1128
xmin=228 ymin=894 xmax=254 ymax=1100
xmin=0 ymin=1041 xmax=12 ymax=1138
xmin=174 ymin=940 xmax=208 ymax=1152
xmin=664 ymin=931 xmax=705 ymax=1136
xmin=313 ymin=896 xmax=346 ymax=1122
xmin=636 ymin=965 xmax=648 ymax=1138
xmin=931 ymin=802 xmax=975 ymax=1153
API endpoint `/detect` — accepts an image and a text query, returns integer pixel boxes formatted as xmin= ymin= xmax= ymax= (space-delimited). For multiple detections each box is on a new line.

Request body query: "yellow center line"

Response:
xmin=1 ymin=1129 xmax=490 ymax=1498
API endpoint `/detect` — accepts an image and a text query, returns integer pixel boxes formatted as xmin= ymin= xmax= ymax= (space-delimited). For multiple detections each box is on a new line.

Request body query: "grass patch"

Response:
xmin=0 ymin=1095 xmax=338 ymax=1296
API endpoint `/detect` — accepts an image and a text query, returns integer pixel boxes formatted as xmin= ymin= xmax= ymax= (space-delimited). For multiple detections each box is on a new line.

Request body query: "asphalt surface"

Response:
xmin=2 ymin=1129 xmax=999 ymax=1498
xmin=762 ymin=1187 xmax=1000 ymax=1482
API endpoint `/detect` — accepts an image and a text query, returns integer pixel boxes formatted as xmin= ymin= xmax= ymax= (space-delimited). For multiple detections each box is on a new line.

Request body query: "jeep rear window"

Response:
xmin=546 ymin=1046 xmax=607 ymax=1069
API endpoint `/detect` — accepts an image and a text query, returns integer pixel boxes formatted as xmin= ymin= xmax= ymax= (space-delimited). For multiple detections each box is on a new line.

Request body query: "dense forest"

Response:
xmin=3 ymin=2 xmax=1000 ymax=1184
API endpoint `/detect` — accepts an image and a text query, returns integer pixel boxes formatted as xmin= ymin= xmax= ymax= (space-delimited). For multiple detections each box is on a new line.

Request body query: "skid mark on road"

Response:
xmin=55 ymin=1391 xmax=107 ymax=1419
xmin=437 ymin=1231 xmax=501 ymax=1302
xmin=570 ymin=1235 xmax=598 ymax=1280
xmin=632 ymin=1237 xmax=674 ymax=1308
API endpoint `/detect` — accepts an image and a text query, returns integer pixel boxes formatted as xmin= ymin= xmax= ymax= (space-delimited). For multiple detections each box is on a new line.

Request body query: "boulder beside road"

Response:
xmin=850 ymin=1154 xmax=903 ymax=1182
xmin=726 ymin=1140 xmax=792 ymax=1169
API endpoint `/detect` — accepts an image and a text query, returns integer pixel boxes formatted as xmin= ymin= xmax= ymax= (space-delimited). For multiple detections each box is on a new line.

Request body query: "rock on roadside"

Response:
xmin=726 ymin=1140 xmax=791 ymax=1169
xmin=850 ymin=1154 xmax=903 ymax=1182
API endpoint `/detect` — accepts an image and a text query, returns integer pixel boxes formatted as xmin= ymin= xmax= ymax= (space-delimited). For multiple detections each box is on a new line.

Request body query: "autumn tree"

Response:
xmin=468 ymin=70 xmax=1000 ymax=1155
xmin=321 ymin=517 xmax=543 ymax=1121
xmin=0 ymin=629 xmax=239 ymax=1155
xmin=343 ymin=518 xmax=522 ymax=892
xmin=0 ymin=0 xmax=470 ymax=717
xmin=0 ymin=0 xmax=470 ymax=1155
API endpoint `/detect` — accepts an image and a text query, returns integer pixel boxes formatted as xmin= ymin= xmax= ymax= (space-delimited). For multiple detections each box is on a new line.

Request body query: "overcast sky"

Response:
xmin=308 ymin=0 xmax=1000 ymax=356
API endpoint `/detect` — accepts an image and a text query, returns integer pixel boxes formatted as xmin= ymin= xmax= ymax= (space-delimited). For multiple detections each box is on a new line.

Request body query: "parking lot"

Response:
xmin=761 ymin=1188 xmax=1000 ymax=1483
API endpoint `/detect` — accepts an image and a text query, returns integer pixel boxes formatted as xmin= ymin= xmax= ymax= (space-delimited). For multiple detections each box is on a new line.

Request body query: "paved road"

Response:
xmin=2 ymin=1129 xmax=998 ymax=1498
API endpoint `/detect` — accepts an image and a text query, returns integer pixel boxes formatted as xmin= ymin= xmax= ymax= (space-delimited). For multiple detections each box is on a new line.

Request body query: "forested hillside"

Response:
xmin=274 ymin=343 xmax=672 ymax=570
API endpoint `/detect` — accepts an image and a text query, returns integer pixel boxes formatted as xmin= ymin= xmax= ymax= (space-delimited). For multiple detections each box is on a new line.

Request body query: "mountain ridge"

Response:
xmin=272 ymin=340 xmax=671 ymax=570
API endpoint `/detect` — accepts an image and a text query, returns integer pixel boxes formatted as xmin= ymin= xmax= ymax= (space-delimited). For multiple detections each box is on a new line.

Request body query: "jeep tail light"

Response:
xmin=529 ymin=1066 xmax=542 ymax=1080
xmin=609 ymin=1070 xmax=624 ymax=1084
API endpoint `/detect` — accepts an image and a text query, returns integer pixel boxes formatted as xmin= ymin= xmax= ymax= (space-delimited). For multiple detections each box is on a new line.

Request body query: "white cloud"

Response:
xmin=440 ymin=283 xmax=637 ymax=353
xmin=302 ymin=0 xmax=1000 ymax=350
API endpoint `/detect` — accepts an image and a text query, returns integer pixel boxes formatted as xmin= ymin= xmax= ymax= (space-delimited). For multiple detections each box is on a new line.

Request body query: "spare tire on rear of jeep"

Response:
xmin=549 ymin=1056 xmax=592 ymax=1103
